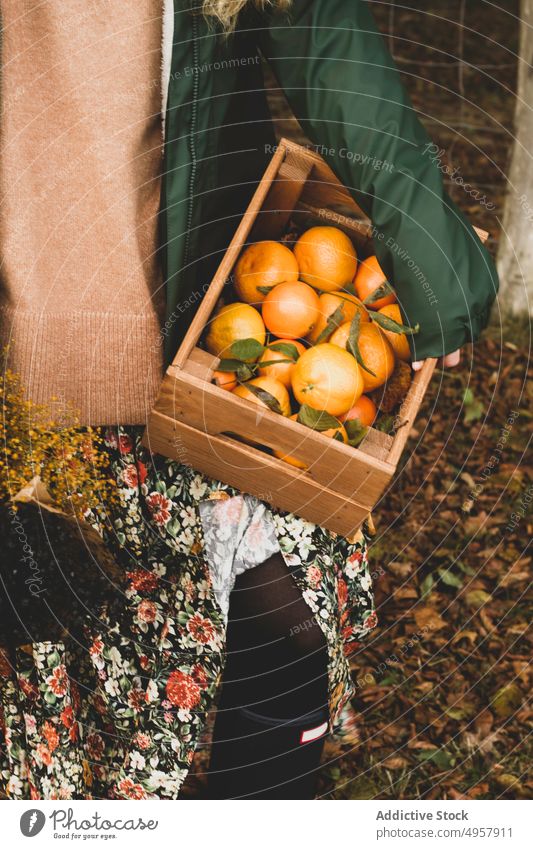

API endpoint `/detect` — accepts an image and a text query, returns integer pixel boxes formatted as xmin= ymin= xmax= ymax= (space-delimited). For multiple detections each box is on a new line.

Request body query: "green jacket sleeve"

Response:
xmin=256 ymin=0 xmax=499 ymax=360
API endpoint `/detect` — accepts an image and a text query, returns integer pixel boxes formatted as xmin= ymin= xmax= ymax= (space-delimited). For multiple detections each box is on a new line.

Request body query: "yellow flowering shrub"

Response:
xmin=0 ymin=352 xmax=116 ymax=516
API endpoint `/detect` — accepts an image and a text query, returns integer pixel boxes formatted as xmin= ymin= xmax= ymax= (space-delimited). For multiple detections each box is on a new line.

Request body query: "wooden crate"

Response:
xmin=143 ymin=138 xmax=487 ymax=537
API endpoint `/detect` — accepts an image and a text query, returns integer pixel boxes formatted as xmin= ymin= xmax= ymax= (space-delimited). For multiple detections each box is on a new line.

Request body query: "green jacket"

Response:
xmin=162 ymin=0 xmax=498 ymax=365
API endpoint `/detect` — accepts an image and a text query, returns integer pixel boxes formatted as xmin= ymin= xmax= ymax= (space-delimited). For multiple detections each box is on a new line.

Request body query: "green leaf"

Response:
xmin=217 ymin=358 xmax=247 ymax=372
xmin=445 ymin=703 xmax=475 ymax=720
xmin=491 ymin=684 xmax=522 ymax=718
xmin=363 ymin=280 xmax=395 ymax=306
xmin=347 ymin=313 xmax=376 ymax=377
xmin=370 ymin=311 xmax=419 ymax=335
xmin=420 ymin=573 xmax=435 ymax=598
xmin=417 ymin=749 xmax=455 ymax=770
xmin=230 ymin=338 xmax=265 ymax=362
xmin=438 ymin=567 xmax=463 ymax=589
xmin=462 ymin=387 xmax=484 ymax=424
xmin=297 ymin=404 xmax=341 ymax=432
xmin=257 ymin=285 xmax=275 ymax=295
xmin=236 ymin=363 xmax=256 ymax=382
xmin=243 ymin=382 xmax=283 ymax=415
xmin=465 ymin=589 xmax=492 ymax=607
xmin=218 ymin=359 xmax=256 ymax=381
xmin=375 ymin=414 xmax=396 ymax=434
xmin=267 ymin=341 xmax=301 ymax=361
xmin=344 ymin=418 xmax=368 ymax=447
xmin=315 ymin=304 xmax=346 ymax=344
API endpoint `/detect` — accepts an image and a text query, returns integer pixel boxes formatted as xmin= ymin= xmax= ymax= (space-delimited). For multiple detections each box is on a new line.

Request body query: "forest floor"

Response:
xmin=183 ymin=1 xmax=532 ymax=800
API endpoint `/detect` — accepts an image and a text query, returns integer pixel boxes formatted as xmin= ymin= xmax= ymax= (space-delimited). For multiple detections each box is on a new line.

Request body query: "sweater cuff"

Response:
xmin=409 ymin=303 xmax=492 ymax=362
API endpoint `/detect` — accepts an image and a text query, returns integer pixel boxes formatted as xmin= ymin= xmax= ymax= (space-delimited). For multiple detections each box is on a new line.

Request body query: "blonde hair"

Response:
xmin=201 ymin=0 xmax=292 ymax=32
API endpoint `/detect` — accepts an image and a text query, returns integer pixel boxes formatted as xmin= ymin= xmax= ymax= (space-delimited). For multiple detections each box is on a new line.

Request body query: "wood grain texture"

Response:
xmin=142 ymin=410 xmax=371 ymax=537
xmin=153 ymin=366 xmax=394 ymax=507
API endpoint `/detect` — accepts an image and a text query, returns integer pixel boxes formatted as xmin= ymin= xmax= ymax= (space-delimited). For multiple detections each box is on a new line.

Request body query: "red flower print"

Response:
xmin=136 ymin=461 xmax=148 ymax=486
xmin=192 ymin=663 xmax=209 ymax=690
xmin=69 ymin=723 xmax=79 ymax=743
xmin=137 ymin=600 xmax=157 ymax=624
xmin=306 ymin=564 xmax=322 ymax=588
xmin=89 ymin=637 xmax=104 ymax=658
xmin=122 ymin=464 xmax=139 ymax=489
xmin=364 ymin=611 xmax=378 ymax=630
xmin=128 ymin=688 xmax=147 ymax=711
xmin=70 ymin=681 xmax=81 ymax=712
xmin=118 ymin=434 xmax=133 ymax=455
xmin=46 ymin=665 xmax=68 ymax=697
xmin=36 ymin=743 xmax=52 ymax=766
xmin=126 ymin=570 xmax=159 ymax=594
xmin=133 ymin=732 xmax=151 ymax=750
xmin=117 ymin=778 xmax=146 ymax=800
xmin=146 ymin=492 xmax=173 ymax=526
xmin=186 ymin=613 xmax=215 ymax=645
xmin=166 ymin=670 xmax=201 ymax=709
xmin=347 ymin=551 xmax=363 ymax=566
xmin=42 ymin=721 xmax=60 ymax=753
xmin=60 ymin=705 xmax=74 ymax=728
xmin=86 ymin=732 xmax=105 ymax=760
xmin=337 ymin=577 xmax=348 ymax=608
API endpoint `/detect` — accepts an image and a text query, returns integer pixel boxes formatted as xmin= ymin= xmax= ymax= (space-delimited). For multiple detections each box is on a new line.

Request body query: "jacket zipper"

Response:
xmin=183 ymin=9 xmax=199 ymax=269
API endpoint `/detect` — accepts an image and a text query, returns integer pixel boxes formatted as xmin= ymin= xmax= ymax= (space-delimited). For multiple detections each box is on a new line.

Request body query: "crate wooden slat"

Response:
xmin=143 ymin=138 xmax=488 ymax=536
xmin=143 ymin=410 xmax=373 ymax=537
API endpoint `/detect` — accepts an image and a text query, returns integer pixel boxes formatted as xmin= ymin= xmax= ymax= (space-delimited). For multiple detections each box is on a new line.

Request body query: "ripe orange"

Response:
xmin=307 ymin=291 xmax=369 ymax=344
xmin=378 ymin=304 xmax=411 ymax=362
xmin=262 ymin=280 xmax=320 ymax=339
xmin=329 ymin=321 xmax=352 ymax=351
xmin=233 ymin=376 xmax=291 ymax=417
xmin=291 ymin=343 xmax=364 ymax=416
xmin=212 ymin=370 xmax=237 ymax=392
xmin=340 ymin=395 xmax=377 ymax=427
xmin=353 ymin=255 xmax=397 ymax=310
xmin=294 ymin=226 xmax=357 ymax=292
xmin=355 ymin=322 xmax=395 ymax=392
xmin=205 ymin=302 xmax=265 ymax=359
xmin=257 ymin=339 xmax=305 ymax=387
xmin=233 ymin=241 xmax=299 ymax=304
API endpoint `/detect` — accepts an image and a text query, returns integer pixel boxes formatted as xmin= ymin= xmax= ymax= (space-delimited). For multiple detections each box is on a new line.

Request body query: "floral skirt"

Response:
xmin=0 ymin=426 xmax=376 ymax=799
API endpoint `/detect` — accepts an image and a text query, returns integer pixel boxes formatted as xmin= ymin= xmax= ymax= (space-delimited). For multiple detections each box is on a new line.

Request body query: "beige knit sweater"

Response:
xmin=0 ymin=1 xmax=166 ymax=425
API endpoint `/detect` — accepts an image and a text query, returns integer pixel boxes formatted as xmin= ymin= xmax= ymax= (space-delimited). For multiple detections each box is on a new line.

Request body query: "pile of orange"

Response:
xmin=205 ymin=226 xmax=415 ymax=467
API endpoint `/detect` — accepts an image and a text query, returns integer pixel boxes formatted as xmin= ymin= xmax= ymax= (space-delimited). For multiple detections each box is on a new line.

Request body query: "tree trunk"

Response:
xmin=496 ymin=0 xmax=533 ymax=317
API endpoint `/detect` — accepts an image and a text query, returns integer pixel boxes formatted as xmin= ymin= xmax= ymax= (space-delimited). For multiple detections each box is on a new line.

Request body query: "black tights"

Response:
xmin=208 ymin=553 xmax=329 ymax=798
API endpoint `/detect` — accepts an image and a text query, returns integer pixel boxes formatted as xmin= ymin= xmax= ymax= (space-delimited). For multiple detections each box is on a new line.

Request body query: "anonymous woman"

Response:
xmin=0 ymin=1 xmax=497 ymax=799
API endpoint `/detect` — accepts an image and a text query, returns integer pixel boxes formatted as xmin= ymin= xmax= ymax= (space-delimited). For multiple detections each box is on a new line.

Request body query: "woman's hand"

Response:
xmin=412 ymin=349 xmax=461 ymax=372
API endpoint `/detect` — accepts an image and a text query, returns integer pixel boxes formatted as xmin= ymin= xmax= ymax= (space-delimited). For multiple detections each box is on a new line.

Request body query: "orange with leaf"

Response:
xmin=233 ymin=241 xmax=299 ymax=304
xmin=233 ymin=376 xmax=291 ymax=417
xmin=205 ymin=302 xmax=265 ymax=359
xmin=291 ymin=343 xmax=364 ymax=416
xmin=294 ymin=226 xmax=358 ymax=292
xmin=307 ymin=291 xmax=369 ymax=345
xmin=257 ymin=339 xmax=305 ymax=387
xmin=353 ymin=255 xmax=397 ymax=310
